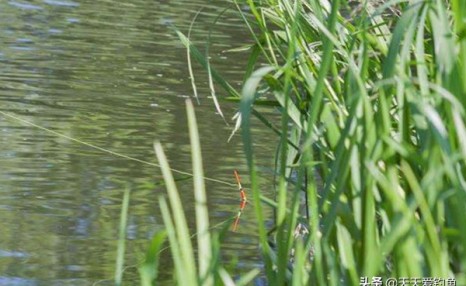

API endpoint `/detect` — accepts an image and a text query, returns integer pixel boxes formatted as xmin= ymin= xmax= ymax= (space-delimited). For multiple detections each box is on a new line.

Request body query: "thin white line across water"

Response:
xmin=0 ymin=110 xmax=237 ymax=187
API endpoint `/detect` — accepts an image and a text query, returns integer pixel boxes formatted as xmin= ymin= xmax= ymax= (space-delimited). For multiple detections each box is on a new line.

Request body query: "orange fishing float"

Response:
xmin=233 ymin=170 xmax=247 ymax=231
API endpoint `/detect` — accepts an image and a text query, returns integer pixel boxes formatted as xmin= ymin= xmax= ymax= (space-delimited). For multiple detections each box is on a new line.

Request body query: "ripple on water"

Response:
xmin=43 ymin=0 xmax=79 ymax=7
xmin=8 ymin=1 xmax=43 ymax=10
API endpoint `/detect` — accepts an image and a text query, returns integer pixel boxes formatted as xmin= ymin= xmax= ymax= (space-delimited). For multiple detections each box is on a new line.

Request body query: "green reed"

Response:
xmin=145 ymin=0 xmax=466 ymax=285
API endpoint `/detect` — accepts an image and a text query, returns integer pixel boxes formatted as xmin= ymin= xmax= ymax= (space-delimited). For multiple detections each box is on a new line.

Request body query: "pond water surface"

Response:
xmin=0 ymin=1 xmax=277 ymax=285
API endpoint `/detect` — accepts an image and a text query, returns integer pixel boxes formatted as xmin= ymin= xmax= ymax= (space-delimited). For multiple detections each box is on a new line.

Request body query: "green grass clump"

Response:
xmin=145 ymin=0 xmax=466 ymax=285
xmin=139 ymin=100 xmax=259 ymax=286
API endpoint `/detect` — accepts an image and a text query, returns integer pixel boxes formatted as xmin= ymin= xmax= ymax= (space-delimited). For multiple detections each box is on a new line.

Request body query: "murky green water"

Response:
xmin=0 ymin=1 xmax=276 ymax=285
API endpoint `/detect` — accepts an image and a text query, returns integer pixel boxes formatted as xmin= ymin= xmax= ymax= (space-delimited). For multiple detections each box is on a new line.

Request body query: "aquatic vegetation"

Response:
xmin=146 ymin=0 xmax=466 ymax=285
xmin=139 ymin=100 xmax=258 ymax=286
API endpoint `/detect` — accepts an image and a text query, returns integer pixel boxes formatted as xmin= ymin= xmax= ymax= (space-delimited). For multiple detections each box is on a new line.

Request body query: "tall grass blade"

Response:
xmin=138 ymin=230 xmax=167 ymax=286
xmin=205 ymin=9 xmax=231 ymax=124
xmin=186 ymin=99 xmax=213 ymax=285
xmin=186 ymin=9 xmax=203 ymax=105
xmin=158 ymin=197 xmax=191 ymax=285
xmin=115 ymin=188 xmax=130 ymax=286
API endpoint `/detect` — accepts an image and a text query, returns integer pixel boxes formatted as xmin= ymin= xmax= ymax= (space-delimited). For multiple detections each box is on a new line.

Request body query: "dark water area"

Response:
xmin=0 ymin=1 xmax=277 ymax=285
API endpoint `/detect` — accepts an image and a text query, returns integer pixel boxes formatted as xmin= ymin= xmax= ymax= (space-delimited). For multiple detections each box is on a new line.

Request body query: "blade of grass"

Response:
xmin=158 ymin=197 xmax=191 ymax=285
xmin=205 ymin=8 xmax=231 ymax=124
xmin=186 ymin=99 xmax=213 ymax=285
xmin=187 ymin=9 xmax=203 ymax=104
xmin=115 ymin=188 xmax=130 ymax=286
xmin=336 ymin=220 xmax=358 ymax=285
xmin=138 ymin=230 xmax=167 ymax=286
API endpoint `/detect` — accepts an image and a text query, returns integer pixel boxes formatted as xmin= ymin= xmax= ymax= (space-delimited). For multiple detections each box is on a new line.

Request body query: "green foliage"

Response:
xmin=115 ymin=188 xmax=131 ymax=286
xmin=229 ymin=0 xmax=466 ymax=284
xmin=139 ymin=231 xmax=167 ymax=286
xmin=144 ymin=100 xmax=260 ymax=285
xmin=147 ymin=0 xmax=466 ymax=285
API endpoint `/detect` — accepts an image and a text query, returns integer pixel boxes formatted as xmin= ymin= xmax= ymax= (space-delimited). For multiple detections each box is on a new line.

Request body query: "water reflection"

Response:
xmin=0 ymin=0 xmax=276 ymax=284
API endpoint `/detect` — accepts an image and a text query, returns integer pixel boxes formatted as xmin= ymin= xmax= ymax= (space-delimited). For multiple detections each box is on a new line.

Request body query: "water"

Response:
xmin=0 ymin=1 xmax=276 ymax=285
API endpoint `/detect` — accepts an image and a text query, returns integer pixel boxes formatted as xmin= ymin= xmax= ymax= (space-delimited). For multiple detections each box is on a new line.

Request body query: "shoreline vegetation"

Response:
xmin=136 ymin=1 xmax=466 ymax=285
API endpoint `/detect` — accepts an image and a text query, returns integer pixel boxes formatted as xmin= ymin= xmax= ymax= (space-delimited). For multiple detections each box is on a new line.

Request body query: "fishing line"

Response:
xmin=0 ymin=110 xmax=237 ymax=187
